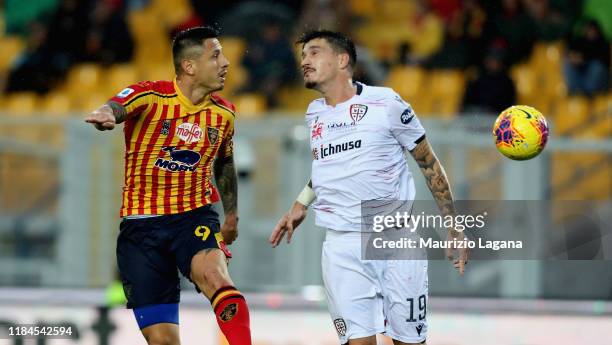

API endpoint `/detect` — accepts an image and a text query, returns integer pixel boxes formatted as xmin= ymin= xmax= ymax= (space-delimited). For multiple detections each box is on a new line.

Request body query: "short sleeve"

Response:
xmin=108 ymin=81 xmax=153 ymax=119
xmin=386 ymin=93 xmax=426 ymax=151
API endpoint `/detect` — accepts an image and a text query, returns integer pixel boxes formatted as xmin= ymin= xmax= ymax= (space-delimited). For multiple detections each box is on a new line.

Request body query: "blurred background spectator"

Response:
xmin=462 ymin=46 xmax=516 ymax=113
xmin=563 ymin=20 xmax=610 ymax=96
xmin=240 ymin=20 xmax=297 ymax=108
xmin=484 ymin=0 xmax=536 ymax=66
xmin=0 ymin=0 xmax=609 ymax=113
xmin=397 ymin=0 xmax=444 ymax=65
xmin=82 ymin=0 xmax=134 ymax=65
xmin=5 ymin=21 xmax=69 ymax=94
xmin=524 ymin=0 xmax=573 ymax=42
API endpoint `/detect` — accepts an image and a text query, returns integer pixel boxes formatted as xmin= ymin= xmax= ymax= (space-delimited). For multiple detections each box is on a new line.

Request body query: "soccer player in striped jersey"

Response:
xmin=85 ymin=27 xmax=251 ymax=345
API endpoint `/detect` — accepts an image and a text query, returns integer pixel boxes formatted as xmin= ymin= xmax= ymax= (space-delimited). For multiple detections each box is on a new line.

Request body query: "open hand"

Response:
xmin=269 ymin=202 xmax=308 ymax=247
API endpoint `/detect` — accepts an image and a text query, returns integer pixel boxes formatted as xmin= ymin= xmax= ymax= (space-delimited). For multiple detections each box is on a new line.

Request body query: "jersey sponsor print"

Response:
xmin=305 ymin=82 xmax=425 ymax=232
xmin=109 ymin=79 xmax=236 ymax=216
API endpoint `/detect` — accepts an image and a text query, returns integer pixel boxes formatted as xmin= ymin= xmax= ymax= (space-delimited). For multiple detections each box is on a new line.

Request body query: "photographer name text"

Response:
xmin=372 ymin=237 xmax=523 ymax=251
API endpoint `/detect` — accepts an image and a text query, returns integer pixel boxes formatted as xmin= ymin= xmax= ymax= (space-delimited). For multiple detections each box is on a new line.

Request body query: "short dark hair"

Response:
xmin=172 ymin=26 xmax=219 ymax=74
xmin=297 ymin=30 xmax=357 ymax=70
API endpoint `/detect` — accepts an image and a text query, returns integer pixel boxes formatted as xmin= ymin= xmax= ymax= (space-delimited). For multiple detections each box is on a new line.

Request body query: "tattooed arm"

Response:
xmin=410 ymin=137 xmax=468 ymax=274
xmin=84 ymin=101 xmax=128 ymax=131
xmin=106 ymin=101 xmax=128 ymax=123
xmin=214 ymin=155 xmax=238 ymax=216
xmin=214 ymin=151 xmax=239 ymax=244
xmin=409 ymin=137 xmax=455 ymax=217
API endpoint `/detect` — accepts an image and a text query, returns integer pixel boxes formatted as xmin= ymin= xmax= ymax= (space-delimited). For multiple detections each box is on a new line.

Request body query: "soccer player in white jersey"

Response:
xmin=269 ymin=30 xmax=469 ymax=345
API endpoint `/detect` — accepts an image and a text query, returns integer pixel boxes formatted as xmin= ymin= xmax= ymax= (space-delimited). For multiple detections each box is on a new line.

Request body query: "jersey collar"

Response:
xmin=322 ymin=81 xmax=364 ymax=109
xmin=173 ymin=78 xmax=212 ymax=111
xmin=354 ymin=81 xmax=363 ymax=95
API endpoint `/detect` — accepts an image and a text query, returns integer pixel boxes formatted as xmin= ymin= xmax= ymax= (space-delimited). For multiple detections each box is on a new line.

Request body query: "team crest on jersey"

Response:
xmin=349 ymin=104 xmax=368 ymax=124
xmin=333 ymin=318 xmax=346 ymax=336
xmin=176 ymin=123 xmax=203 ymax=143
xmin=207 ymin=127 xmax=220 ymax=145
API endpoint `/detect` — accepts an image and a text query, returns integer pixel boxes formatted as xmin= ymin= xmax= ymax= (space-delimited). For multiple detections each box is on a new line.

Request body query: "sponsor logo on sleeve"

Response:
xmin=117 ymin=87 xmax=135 ymax=98
xmin=400 ymin=106 xmax=415 ymax=124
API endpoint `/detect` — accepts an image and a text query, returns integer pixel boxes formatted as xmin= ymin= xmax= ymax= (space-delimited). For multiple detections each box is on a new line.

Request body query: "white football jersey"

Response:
xmin=306 ymin=82 xmax=426 ymax=232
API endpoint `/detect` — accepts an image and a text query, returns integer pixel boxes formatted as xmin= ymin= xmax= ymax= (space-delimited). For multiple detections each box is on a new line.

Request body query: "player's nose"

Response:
xmin=220 ymin=53 xmax=230 ymax=68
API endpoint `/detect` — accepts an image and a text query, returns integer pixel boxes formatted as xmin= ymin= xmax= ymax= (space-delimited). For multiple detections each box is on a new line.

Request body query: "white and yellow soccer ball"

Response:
xmin=492 ymin=105 xmax=549 ymax=160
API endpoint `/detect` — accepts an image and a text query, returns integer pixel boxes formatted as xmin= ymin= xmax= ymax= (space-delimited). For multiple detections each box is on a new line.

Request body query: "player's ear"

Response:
xmin=181 ymin=59 xmax=196 ymax=76
xmin=337 ymin=52 xmax=350 ymax=71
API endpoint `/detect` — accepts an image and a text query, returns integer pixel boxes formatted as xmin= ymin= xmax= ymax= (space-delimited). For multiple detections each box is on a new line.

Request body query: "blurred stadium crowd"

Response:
xmin=0 ymin=0 xmax=610 ymax=118
xmin=0 ymin=0 xmax=609 ymax=211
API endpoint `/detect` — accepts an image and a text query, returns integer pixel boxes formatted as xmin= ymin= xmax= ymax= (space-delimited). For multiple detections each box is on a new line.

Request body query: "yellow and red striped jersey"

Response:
xmin=109 ymin=79 xmax=235 ymax=217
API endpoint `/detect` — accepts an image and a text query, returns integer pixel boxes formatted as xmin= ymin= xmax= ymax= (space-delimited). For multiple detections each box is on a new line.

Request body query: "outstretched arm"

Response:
xmin=409 ymin=137 xmax=468 ymax=274
xmin=84 ymin=101 xmax=128 ymax=131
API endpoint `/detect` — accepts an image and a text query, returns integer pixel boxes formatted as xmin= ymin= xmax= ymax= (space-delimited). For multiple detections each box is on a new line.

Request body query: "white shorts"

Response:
xmin=322 ymin=230 xmax=428 ymax=344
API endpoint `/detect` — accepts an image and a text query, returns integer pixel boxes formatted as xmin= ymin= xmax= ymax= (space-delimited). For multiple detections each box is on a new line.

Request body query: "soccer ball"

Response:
xmin=492 ymin=105 xmax=549 ymax=160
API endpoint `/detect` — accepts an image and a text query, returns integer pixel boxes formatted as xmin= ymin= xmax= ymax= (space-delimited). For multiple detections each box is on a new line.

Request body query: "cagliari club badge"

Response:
xmin=349 ymin=104 xmax=368 ymax=124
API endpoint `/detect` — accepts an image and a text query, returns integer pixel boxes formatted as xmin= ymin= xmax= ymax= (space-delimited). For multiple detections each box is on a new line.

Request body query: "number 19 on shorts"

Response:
xmin=406 ymin=294 xmax=426 ymax=322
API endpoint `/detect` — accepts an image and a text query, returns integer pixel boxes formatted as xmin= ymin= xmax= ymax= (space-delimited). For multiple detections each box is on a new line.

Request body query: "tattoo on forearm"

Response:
xmin=107 ymin=101 xmax=128 ymax=123
xmin=214 ymin=155 xmax=238 ymax=214
xmin=410 ymin=139 xmax=456 ymax=216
